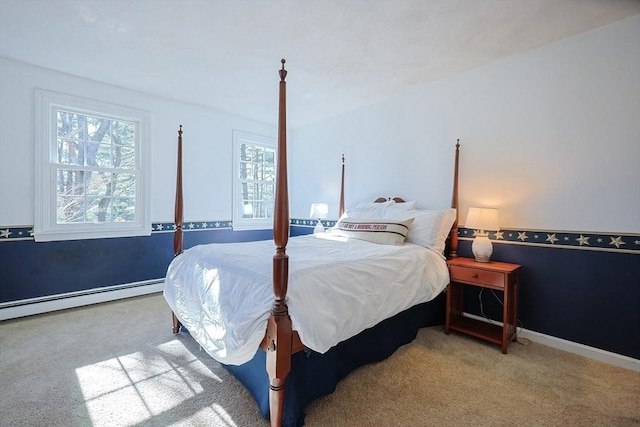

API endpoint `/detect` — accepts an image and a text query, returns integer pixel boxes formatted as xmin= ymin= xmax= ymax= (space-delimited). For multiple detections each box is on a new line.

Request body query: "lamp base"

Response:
xmin=472 ymin=234 xmax=493 ymax=263
xmin=313 ymin=220 xmax=325 ymax=234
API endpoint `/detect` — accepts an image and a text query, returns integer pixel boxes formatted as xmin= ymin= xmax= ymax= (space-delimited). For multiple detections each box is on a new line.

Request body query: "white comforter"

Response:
xmin=163 ymin=233 xmax=449 ymax=365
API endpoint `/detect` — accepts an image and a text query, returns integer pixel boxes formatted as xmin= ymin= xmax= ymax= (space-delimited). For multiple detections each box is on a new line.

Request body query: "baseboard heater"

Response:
xmin=0 ymin=279 xmax=164 ymax=321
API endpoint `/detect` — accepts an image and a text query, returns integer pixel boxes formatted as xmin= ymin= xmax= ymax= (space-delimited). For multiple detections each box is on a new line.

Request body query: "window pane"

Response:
xmin=86 ymin=118 xmax=110 ymax=168
xmin=118 ymin=146 xmax=136 ymax=169
xmin=94 ymin=143 xmax=113 ymax=168
xmin=87 ymin=117 xmax=110 ymax=142
xmin=57 ymin=196 xmax=85 ymax=223
xmin=112 ymin=198 xmax=135 ymax=222
xmin=252 ymin=146 xmax=263 ymax=163
xmin=57 ymin=111 xmax=80 ymax=139
xmin=252 ymin=160 xmax=263 ymax=180
xmin=86 ymin=172 xmax=111 ymax=198
xmin=253 ymin=201 xmax=265 ymax=218
xmin=241 ymin=202 xmax=253 ymax=218
xmin=247 ymin=182 xmax=259 ymax=200
xmin=246 ymin=163 xmax=252 ymax=177
xmin=112 ymin=121 xmax=136 ymax=169
xmin=57 ymin=137 xmax=83 ymax=165
xmin=265 ymin=150 xmax=274 ymax=164
xmin=239 ymin=160 xmax=249 ymax=179
xmin=113 ymin=121 xmax=136 ymax=146
xmin=240 ymin=143 xmax=251 ymax=162
xmin=264 ymin=183 xmax=275 ymax=219
xmin=57 ymin=169 xmax=84 ymax=196
xmin=58 ymin=111 xmax=89 ymax=166
xmin=113 ymin=173 xmax=136 ymax=197
xmin=86 ymin=196 xmax=110 ymax=222
xmin=265 ymin=198 xmax=274 ymax=218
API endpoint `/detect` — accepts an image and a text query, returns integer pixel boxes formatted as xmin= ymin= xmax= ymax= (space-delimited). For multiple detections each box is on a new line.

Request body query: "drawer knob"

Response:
xmin=472 ymin=273 xmax=479 ymax=278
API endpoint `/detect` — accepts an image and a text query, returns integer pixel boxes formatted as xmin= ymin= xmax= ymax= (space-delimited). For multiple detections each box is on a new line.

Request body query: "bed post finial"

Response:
xmin=280 ymin=59 xmax=287 ymax=82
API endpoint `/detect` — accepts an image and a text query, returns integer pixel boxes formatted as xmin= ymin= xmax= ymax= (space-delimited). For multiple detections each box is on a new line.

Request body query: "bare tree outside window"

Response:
xmin=56 ymin=111 xmax=137 ymax=224
xmin=232 ymin=130 xmax=276 ymax=230
xmin=239 ymin=142 xmax=276 ymax=220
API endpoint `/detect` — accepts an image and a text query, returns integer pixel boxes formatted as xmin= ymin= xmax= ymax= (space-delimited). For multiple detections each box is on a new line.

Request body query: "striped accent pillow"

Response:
xmin=332 ymin=217 xmax=414 ymax=245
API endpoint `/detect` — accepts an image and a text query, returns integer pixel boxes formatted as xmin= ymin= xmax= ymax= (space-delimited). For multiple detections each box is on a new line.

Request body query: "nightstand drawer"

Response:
xmin=449 ymin=265 xmax=504 ymax=289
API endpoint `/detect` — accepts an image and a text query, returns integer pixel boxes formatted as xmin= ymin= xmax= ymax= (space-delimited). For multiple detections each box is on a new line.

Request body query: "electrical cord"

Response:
xmin=478 ymin=288 xmax=530 ymax=346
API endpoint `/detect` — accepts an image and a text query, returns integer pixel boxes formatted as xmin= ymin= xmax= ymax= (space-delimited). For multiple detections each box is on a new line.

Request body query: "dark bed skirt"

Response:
xmin=224 ymin=292 xmax=446 ymax=426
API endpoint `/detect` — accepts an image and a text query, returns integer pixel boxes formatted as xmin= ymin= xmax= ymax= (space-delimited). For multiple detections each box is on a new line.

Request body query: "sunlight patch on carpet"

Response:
xmin=75 ymin=339 xmax=231 ymax=426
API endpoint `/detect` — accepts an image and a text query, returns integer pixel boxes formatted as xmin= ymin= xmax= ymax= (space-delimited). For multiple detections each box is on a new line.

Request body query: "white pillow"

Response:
xmin=390 ymin=200 xmax=417 ymax=210
xmin=339 ymin=200 xmax=397 ymax=220
xmin=331 ymin=217 xmax=415 ymax=245
xmin=383 ymin=208 xmax=456 ymax=254
xmin=355 ymin=200 xmax=395 ymax=210
xmin=337 ymin=207 xmax=386 ymax=221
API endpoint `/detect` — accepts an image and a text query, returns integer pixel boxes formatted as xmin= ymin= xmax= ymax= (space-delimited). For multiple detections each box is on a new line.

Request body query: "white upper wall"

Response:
xmin=0 ymin=57 xmax=276 ymax=225
xmin=2 ymin=15 xmax=638 ymax=234
xmin=290 ymin=15 xmax=640 ymax=233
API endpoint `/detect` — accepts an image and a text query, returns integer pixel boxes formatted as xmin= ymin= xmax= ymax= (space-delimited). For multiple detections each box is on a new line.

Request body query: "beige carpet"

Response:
xmin=1 ymin=293 xmax=638 ymax=426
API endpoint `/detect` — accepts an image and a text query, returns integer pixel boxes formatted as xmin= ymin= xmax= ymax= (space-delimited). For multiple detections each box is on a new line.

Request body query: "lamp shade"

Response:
xmin=309 ymin=203 xmax=329 ymax=219
xmin=465 ymin=207 xmax=499 ymax=232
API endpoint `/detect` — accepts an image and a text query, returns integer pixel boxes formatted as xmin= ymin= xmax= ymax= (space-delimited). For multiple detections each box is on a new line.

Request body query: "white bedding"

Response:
xmin=163 ymin=233 xmax=449 ymax=365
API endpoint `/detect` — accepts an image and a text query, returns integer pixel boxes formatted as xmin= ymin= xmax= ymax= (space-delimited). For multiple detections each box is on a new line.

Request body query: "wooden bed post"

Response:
xmin=172 ymin=125 xmax=184 ymax=334
xmin=264 ymin=59 xmax=293 ymax=427
xmin=448 ymin=139 xmax=460 ymax=259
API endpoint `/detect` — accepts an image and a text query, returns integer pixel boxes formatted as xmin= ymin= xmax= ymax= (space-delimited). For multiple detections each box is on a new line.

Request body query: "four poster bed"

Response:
xmin=164 ymin=60 xmax=461 ymax=427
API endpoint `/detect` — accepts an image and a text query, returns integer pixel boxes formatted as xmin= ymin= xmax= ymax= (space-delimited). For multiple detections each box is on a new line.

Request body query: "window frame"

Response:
xmin=34 ymin=89 xmax=151 ymax=242
xmin=232 ymin=130 xmax=277 ymax=231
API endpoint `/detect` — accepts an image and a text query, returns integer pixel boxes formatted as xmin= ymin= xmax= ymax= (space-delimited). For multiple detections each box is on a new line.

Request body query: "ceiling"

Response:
xmin=1 ymin=0 xmax=638 ymax=128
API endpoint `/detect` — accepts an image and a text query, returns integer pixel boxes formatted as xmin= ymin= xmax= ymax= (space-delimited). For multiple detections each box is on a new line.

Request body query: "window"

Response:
xmin=232 ymin=130 xmax=277 ymax=230
xmin=35 ymin=89 xmax=151 ymax=241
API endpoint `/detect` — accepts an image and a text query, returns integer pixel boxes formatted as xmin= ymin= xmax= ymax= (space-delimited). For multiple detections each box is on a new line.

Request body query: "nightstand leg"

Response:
xmin=445 ymin=284 xmax=451 ymax=335
xmin=502 ymin=283 xmax=509 ymax=354
xmin=512 ymin=280 xmax=519 ymax=342
xmin=445 ymin=282 xmax=463 ymax=335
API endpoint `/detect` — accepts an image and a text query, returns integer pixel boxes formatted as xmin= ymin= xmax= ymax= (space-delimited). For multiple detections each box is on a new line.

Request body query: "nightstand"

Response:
xmin=445 ymin=257 xmax=521 ymax=354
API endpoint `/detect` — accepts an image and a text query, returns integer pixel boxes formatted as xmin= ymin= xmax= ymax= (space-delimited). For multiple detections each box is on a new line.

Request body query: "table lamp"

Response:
xmin=309 ymin=203 xmax=329 ymax=234
xmin=465 ymin=207 xmax=499 ymax=262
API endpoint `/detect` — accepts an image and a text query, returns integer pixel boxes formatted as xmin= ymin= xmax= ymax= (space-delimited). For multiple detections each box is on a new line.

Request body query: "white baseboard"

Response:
xmin=464 ymin=313 xmax=640 ymax=372
xmin=0 ymin=279 xmax=164 ymax=321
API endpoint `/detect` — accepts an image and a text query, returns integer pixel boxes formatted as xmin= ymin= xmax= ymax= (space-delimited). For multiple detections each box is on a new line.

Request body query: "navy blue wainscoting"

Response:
xmin=457 ymin=240 xmax=640 ymax=360
xmin=1 ymin=234 xmax=173 ymax=303
xmin=0 ymin=227 xmax=282 ymax=304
